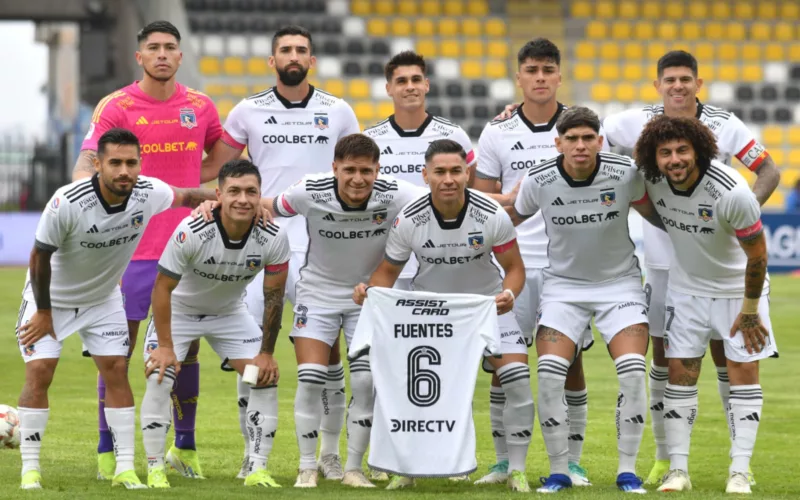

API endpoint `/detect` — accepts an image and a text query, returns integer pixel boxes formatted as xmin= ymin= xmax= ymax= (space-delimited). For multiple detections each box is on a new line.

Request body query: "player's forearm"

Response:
xmin=752 ymin=157 xmax=780 ymax=206
xmin=72 ymin=150 xmax=97 ymax=181
xmin=260 ymin=282 xmax=285 ymax=354
xmin=509 ymin=207 xmax=531 ymax=227
xmin=499 ymin=255 xmax=526 ymax=298
xmin=368 ymin=259 xmax=403 ymax=288
xmin=29 ymin=247 xmax=53 ymax=310
xmin=151 ymin=285 xmax=174 ymax=347
xmin=174 ymin=188 xmax=217 ymax=209
xmin=740 ymin=233 xmax=768 ymax=305
xmin=200 ymin=139 xmax=243 ymax=183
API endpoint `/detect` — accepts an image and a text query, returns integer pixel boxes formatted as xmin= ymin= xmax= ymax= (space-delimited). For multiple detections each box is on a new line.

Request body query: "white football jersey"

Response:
xmin=646 ymin=161 xmax=769 ymax=298
xmin=222 ymin=86 xmax=361 ymax=252
xmin=23 ymin=175 xmax=174 ymax=308
xmin=157 ymin=211 xmax=291 ymax=315
xmin=273 ymin=173 xmax=425 ymax=309
xmin=514 ymin=152 xmax=646 ymax=298
xmin=348 ymin=286 xmax=500 ymax=478
xmin=603 ymin=100 xmax=769 ymax=270
xmin=385 ymin=189 xmax=516 ymax=297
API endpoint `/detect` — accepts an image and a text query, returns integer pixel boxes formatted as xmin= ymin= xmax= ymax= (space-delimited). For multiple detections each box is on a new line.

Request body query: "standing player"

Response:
xmin=633 ymin=116 xmax=776 ymax=494
xmin=602 ymin=50 xmax=780 ymax=484
xmin=511 ymin=107 xmax=665 ymax=494
xmin=354 ymin=139 xmax=534 ymax=493
xmin=204 ymin=25 xmax=361 ymax=479
xmin=73 ymin=21 xmax=223 ymax=479
xmin=15 ymin=128 xmax=216 ymax=490
xmin=141 ymin=160 xmax=290 ymax=489
xmin=470 ymin=38 xmax=596 ymax=486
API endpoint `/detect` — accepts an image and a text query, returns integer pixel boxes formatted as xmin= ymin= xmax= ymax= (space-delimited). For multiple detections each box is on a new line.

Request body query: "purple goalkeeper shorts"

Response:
xmin=121 ymin=260 xmax=159 ymax=321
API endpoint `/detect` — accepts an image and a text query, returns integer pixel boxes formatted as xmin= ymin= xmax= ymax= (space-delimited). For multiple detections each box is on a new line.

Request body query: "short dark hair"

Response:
xmin=97 ymin=128 xmax=140 ymax=157
xmin=517 ymin=37 xmax=561 ymax=66
xmin=218 ymin=159 xmax=262 ymax=187
xmin=334 ymin=134 xmax=380 ymax=163
xmin=555 ymin=106 xmax=601 ymax=135
xmin=657 ymin=50 xmax=698 ymax=78
xmin=272 ymin=25 xmax=313 ymax=55
xmin=424 ymin=139 xmax=466 ymax=164
xmin=633 ymin=115 xmax=719 ymax=184
xmin=137 ymin=21 xmax=181 ymax=44
xmin=384 ymin=50 xmax=427 ymax=82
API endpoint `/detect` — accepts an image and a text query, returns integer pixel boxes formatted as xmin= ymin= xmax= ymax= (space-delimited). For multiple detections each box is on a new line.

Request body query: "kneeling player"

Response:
xmin=355 ymin=139 xmax=533 ymax=493
xmin=141 ymin=160 xmax=290 ymax=488
xmin=512 ymin=107 xmax=666 ymax=494
xmin=634 ymin=116 xmax=777 ymax=494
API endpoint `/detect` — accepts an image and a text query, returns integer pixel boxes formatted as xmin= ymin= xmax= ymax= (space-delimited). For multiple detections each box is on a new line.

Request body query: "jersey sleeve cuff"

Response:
xmin=157 ymin=264 xmax=182 ymax=281
xmin=273 ymin=196 xmax=297 ymax=217
xmin=492 ymin=238 xmax=516 ymax=254
xmin=385 ymin=253 xmax=409 ymax=266
xmin=735 ymin=220 xmax=763 ymax=240
xmin=220 ymin=130 xmax=246 ymax=150
xmin=475 ymin=170 xmax=499 ymax=181
xmin=265 ymin=261 xmax=289 ymax=274
xmin=465 ymin=149 xmax=476 ymax=166
xmin=34 ymin=239 xmax=58 ymax=252
xmin=631 ymin=191 xmax=649 ymax=205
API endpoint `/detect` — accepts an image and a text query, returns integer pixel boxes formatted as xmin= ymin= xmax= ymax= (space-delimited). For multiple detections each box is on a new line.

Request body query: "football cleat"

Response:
xmin=449 ymin=474 xmax=470 ymax=482
xmin=317 ymin=454 xmax=344 ymax=480
xmin=294 ymin=469 xmax=318 ymax=488
xmin=386 ymin=475 xmax=415 ymax=490
xmin=147 ymin=467 xmax=170 ymax=488
xmin=112 ymin=470 xmax=147 ymax=489
xmin=342 ymin=470 xmax=376 ymax=488
xmin=726 ymin=472 xmax=752 ymax=494
xmin=474 ymin=460 xmax=509 ymax=484
xmin=166 ymin=445 xmax=205 ymax=479
xmin=616 ymin=472 xmax=647 ymax=494
xmin=645 ymin=459 xmax=670 ymax=485
xmin=568 ymin=462 xmax=592 ymax=487
xmin=658 ymin=469 xmax=692 ymax=492
xmin=746 ymin=466 xmax=756 ymax=486
xmin=245 ymin=469 xmax=281 ymax=487
xmin=97 ymin=451 xmax=116 ymax=480
xmin=20 ymin=470 xmax=42 ymax=490
xmin=369 ymin=468 xmax=389 ymax=481
xmin=507 ymin=470 xmax=530 ymax=492
xmin=536 ymin=473 xmax=572 ymax=493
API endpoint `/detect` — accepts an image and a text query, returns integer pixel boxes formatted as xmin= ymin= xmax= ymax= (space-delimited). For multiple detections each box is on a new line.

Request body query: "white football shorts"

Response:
xmin=289 ymin=302 xmax=360 ymax=347
xmin=524 ymin=269 xmax=594 ymax=350
xmin=482 ymin=311 xmax=528 ymax=372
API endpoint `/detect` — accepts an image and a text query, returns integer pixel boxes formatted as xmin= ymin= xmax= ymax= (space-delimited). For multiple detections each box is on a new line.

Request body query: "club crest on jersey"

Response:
xmin=179 ymin=108 xmax=197 ymax=129
xmin=246 ymin=255 xmax=262 ymax=271
xmin=372 ymin=209 xmax=388 ymax=224
xmin=23 ymin=344 xmax=35 ymax=356
xmin=146 ymin=342 xmax=158 ymax=354
xmin=295 ymin=305 xmax=308 ymax=328
xmin=698 ymin=206 xmax=714 ymax=222
xmin=313 ymin=113 xmax=329 ymax=130
xmin=392 ymin=216 xmax=400 ymax=228
xmin=468 ymin=232 xmax=484 ymax=250
xmin=51 ymin=197 xmax=60 ymax=209
xmin=131 ymin=211 xmax=144 ymax=229
xmin=176 ymin=231 xmax=187 ymax=244
xmin=600 ymin=190 xmax=616 ymax=206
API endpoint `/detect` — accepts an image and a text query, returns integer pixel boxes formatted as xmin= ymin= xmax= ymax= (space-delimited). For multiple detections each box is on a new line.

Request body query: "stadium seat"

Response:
xmin=575 ymin=41 xmax=596 ymax=60
xmin=623 ymin=64 xmax=644 ymax=81
xmin=775 ymin=22 xmax=795 ymax=43
xmin=741 ymin=65 xmax=764 ymax=83
xmin=444 ymin=0 xmax=464 ymax=16
xmin=761 ymin=85 xmax=779 ymax=102
xmin=368 ymin=62 xmax=384 ymax=76
xmin=665 ymin=2 xmax=684 ymax=19
xmin=782 ymin=168 xmax=800 ymax=187
xmin=717 ymin=65 xmax=740 ymax=82
xmin=377 ymin=101 xmax=394 ymax=117
xmin=346 ymin=39 xmax=365 ymax=56
xmin=775 ymin=107 xmax=794 ymax=124
xmin=781 ymin=2 xmax=800 ymax=20
xmin=199 ymin=56 xmax=220 ymax=75
xmin=485 ymin=19 xmax=506 ymax=37
xmin=217 ymin=98 xmax=235 ymax=118
xmin=468 ymin=123 xmax=484 ymax=140
xmin=467 ymin=0 xmax=489 ymax=16
xmin=705 ymin=22 xmax=724 ymax=40
xmin=440 ymin=39 xmax=461 ymax=58
xmin=421 ymin=0 xmax=441 ymax=16
xmin=370 ymin=40 xmax=390 ymax=56
xmin=464 ymin=40 xmax=484 ymax=58
xmin=787 ymin=86 xmax=800 ymax=102
xmin=641 ymin=1 xmax=661 ymax=19
xmin=246 ymin=57 xmax=268 ymax=76
xmin=204 ymin=83 xmax=227 ymax=97
xmin=633 ymin=21 xmax=654 ymax=40
xmin=792 ymin=65 xmax=800 ymax=81
xmin=391 ymin=38 xmax=415 ymax=55
xmin=733 ymin=1 xmax=754 ymax=19
xmin=487 ymin=41 xmax=509 ymax=59
xmin=639 ymin=83 xmax=659 ymax=102
xmin=681 ymin=22 xmax=702 ymax=40
xmin=647 ymin=43 xmax=667 ymax=61
xmin=600 ymin=42 xmax=620 ymax=60
xmin=750 ymin=107 xmax=768 ymax=124
xmin=439 ymin=18 xmax=459 ymax=37
xmin=615 ymin=83 xmax=636 ymax=103
xmin=709 ymin=82 xmax=735 ymax=104
xmin=790 ymin=149 xmax=800 ymax=166
xmin=227 ymin=35 xmax=248 ymax=56
xmin=611 ymin=22 xmax=631 ymax=40
xmin=415 ymin=18 xmax=435 ymax=37
xmin=485 ymin=61 xmax=507 ymax=79
xmin=473 ymin=104 xmax=490 ymax=120
xmin=586 ymin=21 xmax=608 ymax=40
xmin=396 ymin=0 xmax=416 ymax=15
xmin=571 ymin=1 xmax=591 ymax=18
xmin=354 ymin=101 xmax=376 ymax=122
xmin=718 ymin=44 xmax=738 ymax=61
xmin=417 ymin=39 xmax=437 ymax=58
xmin=461 ymin=60 xmax=482 ymax=79
xmin=348 ymin=79 xmax=370 ymax=99
xmin=596 ymin=1 xmax=615 ymax=18
xmin=618 ymin=0 xmax=637 ymax=18
xmin=428 ymin=82 xmax=440 ymax=98
xmin=343 ymin=61 xmax=363 ymax=76
xmin=367 ymin=19 xmax=389 ymax=37
xmin=317 ymin=57 xmax=343 ymax=78
xmin=765 ymin=44 xmax=785 ymax=63
xmin=228 ymin=84 xmax=249 ymax=98
xmin=489 ymin=79 xmax=515 ymax=100
xmin=436 ymin=59 xmax=460 ymax=79
xmin=203 ymin=35 xmax=224 ymax=56
xmin=770 ymin=149 xmax=785 ymax=165
xmin=374 ymin=0 xmax=394 ymax=15
xmin=461 ymin=19 xmax=482 ymax=37
xmin=371 ymin=79 xmax=388 ymax=99
xmin=741 ymin=44 xmax=761 ymax=63
xmin=350 ymin=0 xmax=369 ymax=15
xmin=450 ymin=104 xmax=467 ymax=120
xmin=726 ymin=22 xmax=746 ymax=41
xmin=574 ymin=63 xmax=595 ymax=82
xmin=658 ymin=22 xmax=678 ymax=40
xmin=326 ymin=0 xmax=347 ymax=15
xmin=688 ymin=2 xmax=708 ymax=18
xmin=591 ymin=83 xmax=613 ymax=102
xmin=711 ymin=1 xmax=731 ymax=19
xmin=623 ymin=42 xmax=644 ymax=60
xmin=762 ymin=125 xmax=784 ymax=147
xmin=391 ymin=18 xmax=412 ymax=36
xmin=470 ymin=81 xmax=488 ymax=98
xmin=445 ymin=82 xmax=464 ymax=98
xmin=323 ymin=79 xmax=346 ymax=98
xmin=427 ymin=104 xmax=443 ymax=117
xmin=757 ymin=1 xmax=778 ymax=19
xmin=694 ymin=42 xmax=715 ymax=62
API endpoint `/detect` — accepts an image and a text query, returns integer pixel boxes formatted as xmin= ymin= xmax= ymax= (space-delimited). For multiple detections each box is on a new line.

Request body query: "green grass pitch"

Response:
xmin=1 ymin=267 xmax=798 ymax=498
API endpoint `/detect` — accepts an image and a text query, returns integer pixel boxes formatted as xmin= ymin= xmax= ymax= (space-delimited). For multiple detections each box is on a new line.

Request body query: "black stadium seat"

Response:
xmin=345 ymin=39 xmax=365 ymax=55
xmin=189 ymin=17 xmax=202 ymax=32
xmin=468 ymin=124 xmax=484 ymax=140
xmin=735 ymin=85 xmax=754 ymax=102
xmin=791 ymin=65 xmax=800 ymax=81
xmin=204 ymin=17 xmax=223 ymax=32
xmin=247 ymin=17 xmax=269 ymax=33
xmin=445 ymin=82 xmax=463 ymax=98
xmin=370 ymin=40 xmax=390 ymax=56
xmin=185 ymin=0 xmax=207 ymax=11
xmin=495 ymin=103 xmax=507 ymax=116
xmin=224 ymin=17 xmax=247 ymax=32
xmin=321 ymin=18 xmax=341 ymax=34
xmin=428 ymin=82 xmax=440 ymax=98
xmin=450 ymin=105 xmax=467 ymax=120
xmin=786 ymin=86 xmax=800 ymax=102
xmin=469 ymin=82 xmax=488 ymax=98
xmin=760 ymin=85 xmax=778 ymax=102
xmin=232 ymin=0 xmax=255 ymax=11
xmin=367 ymin=61 xmax=384 ymax=76
xmin=749 ymin=107 xmax=768 ymax=124
xmin=427 ymin=104 xmax=444 ymax=117
xmin=302 ymin=18 xmax=322 ymax=32
xmin=473 ymin=104 xmax=490 ymax=120
xmin=343 ymin=61 xmax=363 ymax=76
xmin=321 ymin=39 xmax=342 ymax=56
xmin=308 ymin=0 xmax=326 ymax=11
xmin=774 ymin=107 xmax=793 ymax=123
xmin=727 ymin=107 xmax=744 ymax=120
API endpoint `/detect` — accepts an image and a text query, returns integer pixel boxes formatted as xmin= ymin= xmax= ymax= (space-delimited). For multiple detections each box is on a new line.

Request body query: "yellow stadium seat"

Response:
xmin=600 ymin=42 xmax=620 ymax=60
xmin=789 ymin=127 xmax=800 ymax=146
xmin=350 ymin=0 xmax=370 ymax=16
xmin=711 ymin=1 xmax=731 ymax=19
xmin=688 ymin=2 xmax=708 ymax=18
xmin=246 ymin=57 xmax=268 ymax=76
xmin=762 ymin=126 xmax=785 ymax=148
xmin=750 ymin=22 xmax=771 ymax=42
xmin=229 ymin=84 xmax=249 ymax=97
xmin=611 ymin=22 xmax=631 ymax=40
xmin=705 ymin=22 xmax=724 ymax=39
xmin=764 ymin=189 xmax=783 ymax=209
xmin=392 ymin=18 xmax=412 ymax=36
xmin=573 ymin=63 xmax=596 ymax=82
xmin=439 ymin=18 xmax=459 ymax=36
xmin=348 ymin=80 xmax=370 ymax=100
xmin=775 ymin=22 xmax=794 ymax=42
xmin=741 ymin=44 xmax=761 ymax=62
xmin=461 ymin=60 xmax=482 ymax=79
xmin=736 ymin=167 xmax=755 ymax=184
xmin=467 ymin=0 xmax=489 ymax=16
xmin=618 ymin=1 xmax=638 ymax=19
xmin=615 ymin=83 xmax=637 ymax=103
xmin=640 ymin=83 xmax=660 ymax=102
xmin=641 ymin=1 xmax=661 ymax=19
xmin=681 ymin=22 xmax=702 ymax=40
xmin=665 ymin=3 xmax=684 ymax=19
xmin=217 ymin=99 xmax=235 ymax=118
xmin=623 ymin=64 xmax=644 ymax=81
xmin=462 ymin=19 xmax=482 ymax=37
xmin=717 ymin=65 xmax=739 ymax=82
xmin=718 ymin=43 xmax=738 ymax=61
xmin=757 ymin=2 xmax=777 ymax=19
xmin=485 ymin=19 xmax=507 ymax=37
xmin=623 ymin=42 xmax=644 ymax=60
xmin=696 ymin=85 xmax=708 ymax=101
xmin=780 ymin=2 xmax=800 ymax=20
xmin=694 ymin=42 xmax=715 ymax=62
xmin=487 ymin=41 xmax=509 ymax=59
xmin=740 ymin=65 xmax=763 ymax=83
xmin=397 ymin=0 xmax=418 ymax=16
xmin=421 ymin=0 xmax=441 ymax=16
xmin=374 ymin=0 xmax=394 ymax=15
xmin=485 ymin=61 xmax=508 ymax=79
xmin=790 ymin=149 xmax=800 ymax=167
xmin=415 ymin=18 xmax=435 ymax=37
xmin=440 ymin=39 xmax=461 ymax=58
xmin=464 ymin=40 xmax=484 ymax=58
xmin=782 ymin=168 xmax=800 ymax=188
xmin=416 ymin=39 xmax=438 ymax=57
xmin=634 ymin=21 xmax=655 ymax=40
xmin=591 ymin=83 xmax=613 ymax=102
xmin=658 ymin=22 xmax=679 ymax=40
xmin=648 ymin=42 xmax=667 ymax=61
xmin=734 ymin=2 xmax=754 ymax=19
xmin=354 ymin=102 xmax=376 ymax=122
xmin=765 ymin=44 xmax=785 ymax=62
xmin=596 ymin=1 xmax=615 ymax=18
xmin=790 ymin=44 xmax=800 ymax=62
xmin=204 ymin=83 xmax=226 ymax=97
xmin=199 ymin=56 xmax=220 ymax=76
xmin=586 ymin=21 xmax=607 ymax=39
xmin=726 ymin=22 xmax=746 ymax=41
xmin=251 ymin=85 xmax=269 ymax=95
xmin=571 ymin=1 xmax=592 ymax=18
xmin=700 ymin=65 xmax=715 ymax=81
xmin=323 ymin=79 xmax=345 ymax=97
xmin=367 ymin=18 xmax=389 ymax=37
xmin=444 ymin=0 xmax=464 ymax=16
xmin=377 ymin=101 xmax=394 ymax=118
xmin=599 ymin=63 xmax=620 ymax=81
xmin=770 ymin=149 xmax=785 ymax=166
xmin=575 ymin=41 xmax=596 ymax=60
xmin=223 ymin=57 xmax=244 ymax=76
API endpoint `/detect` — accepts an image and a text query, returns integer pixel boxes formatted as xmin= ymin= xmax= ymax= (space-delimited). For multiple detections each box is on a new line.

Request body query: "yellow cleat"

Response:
xmin=166 ymin=445 xmax=205 ymax=479
xmin=508 ymin=470 xmax=531 ymax=493
xmin=97 ymin=451 xmax=116 ymax=480
xmin=20 ymin=470 xmax=42 ymax=490
xmin=147 ymin=467 xmax=170 ymax=488
xmin=112 ymin=470 xmax=147 ymax=489
xmin=645 ymin=459 xmax=670 ymax=485
xmin=245 ymin=469 xmax=281 ymax=487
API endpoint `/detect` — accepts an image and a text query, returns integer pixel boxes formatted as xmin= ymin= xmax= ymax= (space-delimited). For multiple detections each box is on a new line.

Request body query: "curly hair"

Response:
xmin=633 ymin=115 xmax=719 ymax=184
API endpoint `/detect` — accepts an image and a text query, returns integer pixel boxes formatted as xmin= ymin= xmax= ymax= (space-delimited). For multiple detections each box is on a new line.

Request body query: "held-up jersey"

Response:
xmin=81 ymin=82 xmax=222 ymax=260
xmin=603 ymin=100 xmax=769 ymax=270
xmin=385 ymin=189 xmax=517 ymax=296
xmin=23 ymin=175 xmax=174 ymax=308
xmin=272 ymin=173 xmax=425 ymax=309
xmin=221 ymin=86 xmax=360 ymax=252
xmin=645 ymin=160 xmax=769 ymax=298
xmin=514 ymin=152 xmax=647 ymax=297
xmin=348 ymin=287 xmax=500 ymax=477
xmin=157 ymin=210 xmax=291 ymax=316
xmin=364 ymin=114 xmax=476 ymax=186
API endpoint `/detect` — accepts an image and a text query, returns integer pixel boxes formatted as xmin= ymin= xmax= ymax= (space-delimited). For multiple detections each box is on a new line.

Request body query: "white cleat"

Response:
xmin=342 ymin=470 xmax=376 ymax=488
xmin=474 ymin=460 xmax=509 ymax=484
xmin=386 ymin=475 xmax=415 ymax=490
xmin=726 ymin=472 xmax=752 ymax=494
xmin=568 ymin=462 xmax=592 ymax=487
xmin=294 ymin=469 xmax=318 ymax=488
xmin=236 ymin=455 xmax=249 ymax=480
xmin=658 ymin=469 xmax=692 ymax=492
xmin=449 ymin=474 xmax=470 ymax=482
xmin=317 ymin=454 xmax=344 ymax=480
xmin=369 ymin=468 xmax=389 ymax=481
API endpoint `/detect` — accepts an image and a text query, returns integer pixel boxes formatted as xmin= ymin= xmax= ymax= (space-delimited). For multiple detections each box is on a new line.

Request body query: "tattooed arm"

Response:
xmin=732 ymin=230 xmax=769 ymax=353
xmin=72 ymin=150 xmax=98 ymax=180
xmin=751 ymin=156 xmax=780 ymax=206
xmin=260 ymin=267 xmax=287 ymax=355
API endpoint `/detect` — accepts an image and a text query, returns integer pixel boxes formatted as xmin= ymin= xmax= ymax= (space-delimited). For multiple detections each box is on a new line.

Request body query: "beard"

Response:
xmin=143 ymin=66 xmax=175 ymax=83
xmin=277 ymin=65 xmax=308 ymax=86
xmin=103 ymin=177 xmax=134 ymax=198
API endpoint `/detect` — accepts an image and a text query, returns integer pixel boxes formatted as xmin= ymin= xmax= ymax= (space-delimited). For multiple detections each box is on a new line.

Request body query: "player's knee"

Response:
xmin=97 ymin=356 xmax=130 ymax=385
xmin=23 ymin=361 xmax=57 ymax=394
xmin=727 ymin=360 xmax=759 ymax=385
xmin=651 ymin=336 xmax=667 ymax=366
xmin=349 ymin=364 xmax=374 ymax=410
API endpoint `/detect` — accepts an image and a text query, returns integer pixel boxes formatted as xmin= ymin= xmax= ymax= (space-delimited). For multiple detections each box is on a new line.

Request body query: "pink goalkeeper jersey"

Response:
xmin=81 ymin=81 xmax=222 ymax=260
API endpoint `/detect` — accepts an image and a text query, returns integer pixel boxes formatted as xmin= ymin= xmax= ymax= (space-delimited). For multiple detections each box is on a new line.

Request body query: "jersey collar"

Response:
xmin=388 ymin=113 xmax=433 ymax=137
xmin=667 ymin=167 xmax=706 ymax=198
xmin=517 ymin=102 xmax=565 ymax=133
xmin=92 ymin=174 xmax=131 ymax=214
xmin=694 ymin=98 xmax=704 ymax=119
xmin=431 ymin=190 xmax=469 ymax=230
xmin=556 ymin=154 xmax=600 ymax=188
xmin=333 ymin=178 xmax=370 ymax=211
xmin=273 ymin=85 xmax=315 ymax=109
xmin=212 ymin=207 xmax=254 ymax=249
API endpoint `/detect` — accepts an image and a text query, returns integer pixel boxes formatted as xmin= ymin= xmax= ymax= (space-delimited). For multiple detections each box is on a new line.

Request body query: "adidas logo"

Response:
xmin=568 ymin=434 xmax=584 ymax=441
xmin=511 ymin=141 xmax=525 ymax=151
xmin=740 ymin=412 xmax=760 ymax=422
xmin=516 ymin=337 xmax=527 ymax=345
xmin=511 ymin=430 xmax=532 ymax=438
xmin=423 ymin=239 xmax=436 ymax=248
xmin=551 ymin=197 xmax=565 ymax=206
xmin=381 ymin=146 xmax=393 ymax=155
xmin=491 ymin=431 xmax=505 ymax=438
xmin=86 ymin=224 xmax=99 ymax=234
xmin=323 ymin=213 xmax=335 ymax=221
xmin=265 ymin=430 xmax=276 ymax=438
xmin=302 ymin=430 xmax=318 ymax=439
xmin=541 ymin=418 xmax=560 ymax=428
xmin=136 ymin=116 xmax=149 ymax=125
xmin=657 ymin=199 xmax=667 ymax=207
xmin=143 ymin=422 xmax=165 ymax=430
xmin=265 ymin=116 xmax=277 ymax=124
xmin=204 ymin=256 xmax=217 ymax=265
xmin=650 ymin=402 xmax=664 ymax=412
xmin=625 ymin=414 xmax=645 ymax=424
xmin=237 ymin=397 xmax=248 ymax=408
xmin=663 ymin=410 xmax=682 ymax=419
xmin=352 ymin=419 xmax=372 ymax=428
xmin=24 ymin=432 xmax=41 ymax=442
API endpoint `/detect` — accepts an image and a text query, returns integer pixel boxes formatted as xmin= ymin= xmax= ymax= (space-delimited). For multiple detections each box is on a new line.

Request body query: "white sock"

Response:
xmin=295 ymin=363 xmax=327 ymax=470
xmin=537 ymin=355 xmax=570 ymax=476
xmin=716 ymin=366 xmax=731 ymax=440
xmin=489 ymin=386 xmax=508 ymax=463
xmin=728 ymin=384 xmax=763 ymax=475
xmin=497 ymin=362 xmax=533 ymax=473
xmin=319 ymin=362 xmax=345 ymax=458
xmin=105 ymin=406 xmax=137 ymax=475
xmin=237 ymin=374 xmax=250 ymax=461
xmin=663 ymin=383 xmax=698 ymax=472
xmin=141 ymin=369 xmax=175 ymax=470
xmin=615 ymin=354 xmax=647 ymax=475
xmin=18 ymin=407 xmax=49 ymax=475
xmin=246 ymin=385 xmax=278 ymax=473
xmin=344 ymin=356 xmax=373 ymax=472
xmin=565 ymin=389 xmax=588 ymax=465
xmin=648 ymin=362 xmax=669 ymax=461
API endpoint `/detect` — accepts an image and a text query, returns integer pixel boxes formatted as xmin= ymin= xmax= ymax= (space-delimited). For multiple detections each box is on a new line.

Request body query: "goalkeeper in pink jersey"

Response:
xmin=73 ymin=21 xmax=223 ymax=480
